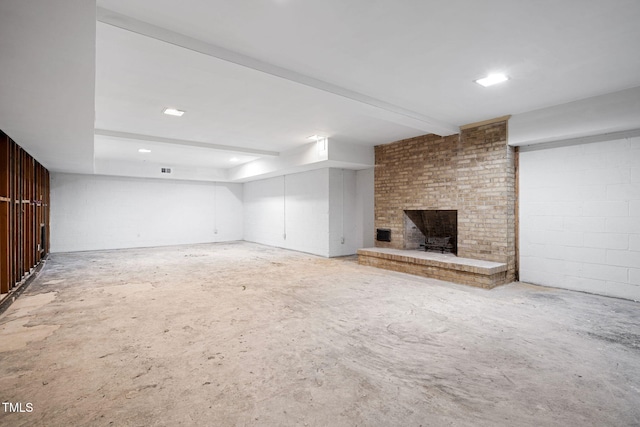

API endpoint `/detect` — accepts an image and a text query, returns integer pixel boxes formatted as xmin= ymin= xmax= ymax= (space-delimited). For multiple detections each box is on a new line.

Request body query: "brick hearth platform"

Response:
xmin=357 ymin=248 xmax=508 ymax=289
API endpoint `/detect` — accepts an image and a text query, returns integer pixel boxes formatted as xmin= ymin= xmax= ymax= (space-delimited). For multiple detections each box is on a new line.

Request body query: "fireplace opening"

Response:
xmin=404 ymin=210 xmax=457 ymax=255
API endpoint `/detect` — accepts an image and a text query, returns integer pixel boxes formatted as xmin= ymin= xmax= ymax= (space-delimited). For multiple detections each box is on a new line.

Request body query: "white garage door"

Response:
xmin=519 ymin=137 xmax=640 ymax=300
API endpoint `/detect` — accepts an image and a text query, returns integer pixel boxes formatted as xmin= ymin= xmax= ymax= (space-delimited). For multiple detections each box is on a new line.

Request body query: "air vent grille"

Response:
xmin=376 ymin=228 xmax=391 ymax=242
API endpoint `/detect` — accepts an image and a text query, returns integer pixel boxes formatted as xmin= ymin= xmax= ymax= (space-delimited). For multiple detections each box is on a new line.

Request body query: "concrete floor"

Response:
xmin=0 ymin=242 xmax=639 ymax=427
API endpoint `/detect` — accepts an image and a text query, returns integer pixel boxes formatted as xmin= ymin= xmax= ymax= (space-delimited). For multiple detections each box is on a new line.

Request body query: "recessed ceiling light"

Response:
xmin=163 ymin=107 xmax=185 ymax=117
xmin=475 ymin=73 xmax=509 ymax=87
xmin=230 ymin=157 xmax=239 ymax=162
xmin=138 ymin=148 xmax=151 ymax=153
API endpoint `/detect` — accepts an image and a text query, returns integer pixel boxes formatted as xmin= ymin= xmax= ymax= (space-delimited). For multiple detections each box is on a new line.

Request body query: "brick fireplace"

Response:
xmin=358 ymin=118 xmax=516 ymax=288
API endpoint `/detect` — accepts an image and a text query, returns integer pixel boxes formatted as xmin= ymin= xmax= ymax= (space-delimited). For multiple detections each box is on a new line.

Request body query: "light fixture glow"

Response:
xmin=475 ymin=73 xmax=509 ymax=87
xmin=307 ymin=135 xmax=320 ymax=141
xmin=230 ymin=157 xmax=239 ymax=162
xmin=138 ymin=148 xmax=151 ymax=153
xmin=163 ymin=107 xmax=185 ymax=117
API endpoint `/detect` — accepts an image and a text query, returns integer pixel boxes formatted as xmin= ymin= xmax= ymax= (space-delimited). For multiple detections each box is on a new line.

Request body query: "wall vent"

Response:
xmin=376 ymin=228 xmax=391 ymax=242
xmin=161 ymin=167 xmax=172 ymax=174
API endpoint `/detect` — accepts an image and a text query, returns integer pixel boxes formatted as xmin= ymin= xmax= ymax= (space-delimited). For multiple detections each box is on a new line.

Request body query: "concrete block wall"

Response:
xmin=50 ymin=173 xmax=243 ymax=252
xmin=374 ymin=120 xmax=516 ymax=282
xmin=519 ymin=137 xmax=640 ymax=300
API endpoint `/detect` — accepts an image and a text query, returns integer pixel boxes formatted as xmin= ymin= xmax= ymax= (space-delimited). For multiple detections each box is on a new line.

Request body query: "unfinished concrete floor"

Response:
xmin=0 ymin=242 xmax=639 ymax=426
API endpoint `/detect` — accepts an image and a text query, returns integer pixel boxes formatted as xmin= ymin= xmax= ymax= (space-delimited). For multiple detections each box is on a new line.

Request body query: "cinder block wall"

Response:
xmin=519 ymin=137 xmax=640 ymax=300
xmin=374 ymin=120 xmax=516 ymax=281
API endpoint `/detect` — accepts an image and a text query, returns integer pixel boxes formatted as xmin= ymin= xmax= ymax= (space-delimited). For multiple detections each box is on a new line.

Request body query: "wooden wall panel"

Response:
xmin=1 ymin=134 xmax=10 ymax=294
xmin=0 ymin=130 xmax=50 ymax=298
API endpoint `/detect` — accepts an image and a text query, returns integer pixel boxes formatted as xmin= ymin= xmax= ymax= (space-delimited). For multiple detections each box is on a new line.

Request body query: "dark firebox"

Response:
xmin=404 ymin=210 xmax=457 ymax=254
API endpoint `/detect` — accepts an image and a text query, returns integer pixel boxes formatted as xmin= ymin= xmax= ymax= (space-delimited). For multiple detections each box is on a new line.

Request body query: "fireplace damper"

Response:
xmin=404 ymin=210 xmax=457 ymax=255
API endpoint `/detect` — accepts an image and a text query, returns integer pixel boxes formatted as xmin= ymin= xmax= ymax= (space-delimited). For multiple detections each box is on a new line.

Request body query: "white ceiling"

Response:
xmin=2 ymin=0 xmax=640 ymax=180
xmin=97 ymin=0 xmax=640 ymax=120
xmin=94 ymin=20 xmax=431 ymax=153
xmin=94 ymin=135 xmax=260 ymax=169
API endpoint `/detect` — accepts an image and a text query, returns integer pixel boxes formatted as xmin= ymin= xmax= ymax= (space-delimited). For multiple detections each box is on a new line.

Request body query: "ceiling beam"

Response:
xmin=97 ymin=8 xmax=459 ymax=137
xmin=516 ymin=127 xmax=640 ymax=152
xmin=94 ymin=129 xmax=280 ymax=157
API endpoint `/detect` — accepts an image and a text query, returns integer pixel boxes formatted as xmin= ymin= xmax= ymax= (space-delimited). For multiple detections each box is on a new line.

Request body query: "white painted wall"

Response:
xmin=0 ymin=0 xmax=96 ymax=174
xmin=50 ymin=173 xmax=243 ymax=252
xmin=243 ymin=175 xmax=287 ymax=248
xmin=519 ymin=137 xmax=640 ymax=300
xmin=327 ymin=168 xmax=375 ymax=256
xmin=356 ymin=168 xmax=375 ymax=249
xmin=284 ymin=169 xmax=331 ymax=256
xmin=243 ymin=169 xmax=330 ymax=256
xmin=52 ymin=167 xmax=374 ymax=257
xmin=329 ymin=169 xmax=357 ymax=257
xmin=243 ymin=168 xmax=374 ymax=257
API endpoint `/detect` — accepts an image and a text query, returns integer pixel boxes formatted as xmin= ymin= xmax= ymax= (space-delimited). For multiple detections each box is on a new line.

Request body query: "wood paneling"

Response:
xmin=0 ymin=134 xmax=10 ymax=294
xmin=0 ymin=130 xmax=50 ymax=297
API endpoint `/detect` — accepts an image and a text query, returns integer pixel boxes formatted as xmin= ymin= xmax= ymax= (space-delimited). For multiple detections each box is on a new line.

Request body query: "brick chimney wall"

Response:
xmin=374 ymin=120 xmax=516 ymax=282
